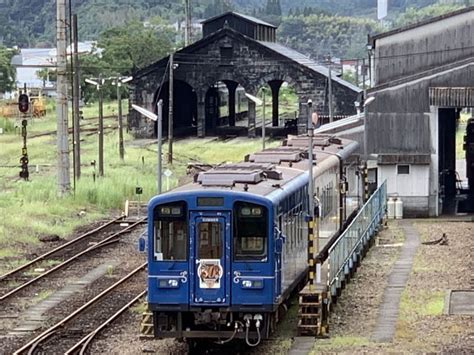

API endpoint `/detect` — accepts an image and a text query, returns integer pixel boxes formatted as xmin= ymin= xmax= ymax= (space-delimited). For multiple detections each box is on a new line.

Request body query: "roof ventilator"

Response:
xmin=197 ymin=163 xmax=282 ymax=187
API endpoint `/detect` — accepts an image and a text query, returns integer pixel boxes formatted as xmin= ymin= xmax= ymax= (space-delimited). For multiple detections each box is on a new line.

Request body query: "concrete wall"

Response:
xmin=374 ymin=9 xmax=474 ymax=85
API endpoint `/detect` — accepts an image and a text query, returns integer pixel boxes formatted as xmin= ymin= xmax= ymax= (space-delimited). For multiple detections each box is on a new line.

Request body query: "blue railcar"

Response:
xmin=146 ymin=135 xmax=359 ymax=345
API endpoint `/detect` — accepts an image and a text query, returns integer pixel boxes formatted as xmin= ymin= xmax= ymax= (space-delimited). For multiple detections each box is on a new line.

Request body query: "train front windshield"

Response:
xmin=153 ymin=202 xmax=187 ymax=261
xmin=233 ymin=202 xmax=268 ymax=261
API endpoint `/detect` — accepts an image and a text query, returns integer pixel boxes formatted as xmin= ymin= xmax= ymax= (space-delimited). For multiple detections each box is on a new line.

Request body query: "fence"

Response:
xmin=327 ymin=180 xmax=387 ymax=296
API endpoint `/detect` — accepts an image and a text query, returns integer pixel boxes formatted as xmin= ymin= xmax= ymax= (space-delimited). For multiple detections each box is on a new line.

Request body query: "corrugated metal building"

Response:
xmin=366 ymin=6 xmax=474 ymax=216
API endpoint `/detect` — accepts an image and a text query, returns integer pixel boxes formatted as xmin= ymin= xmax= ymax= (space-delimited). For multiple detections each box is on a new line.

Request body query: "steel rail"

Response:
xmin=0 ymin=217 xmax=122 ymax=282
xmin=0 ymin=218 xmax=145 ymax=302
xmin=13 ymin=263 xmax=147 ymax=355
xmin=64 ymin=290 xmax=147 ymax=355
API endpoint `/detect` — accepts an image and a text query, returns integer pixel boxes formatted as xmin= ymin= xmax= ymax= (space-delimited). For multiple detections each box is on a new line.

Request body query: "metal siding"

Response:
xmin=366 ymin=62 xmax=473 ymax=155
xmin=366 ymin=112 xmax=431 ymax=154
xmin=374 ymin=10 xmax=474 ymax=85
xmin=429 ymin=87 xmax=474 ymax=107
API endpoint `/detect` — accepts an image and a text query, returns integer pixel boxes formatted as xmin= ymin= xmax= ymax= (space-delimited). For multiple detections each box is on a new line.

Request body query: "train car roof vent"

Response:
xmin=286 ymin=135 xmax=332 ymax=147
xmin=197 ymin=163 xmax=282 ymax=186
xmin=248 ymin=150 xmax=303 ymax=164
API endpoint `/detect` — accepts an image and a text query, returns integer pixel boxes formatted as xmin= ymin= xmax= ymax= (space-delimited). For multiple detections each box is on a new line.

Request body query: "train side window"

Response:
xmin=234 ymin=202 xmax=268 ymax=261
xmin=153 ymin=202 xmax=187 ymax=261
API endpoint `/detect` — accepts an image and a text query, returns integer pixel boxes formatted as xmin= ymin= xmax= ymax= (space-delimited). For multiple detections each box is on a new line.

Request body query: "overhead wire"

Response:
xmin=12 ymin=44 xmax=474 ymax=74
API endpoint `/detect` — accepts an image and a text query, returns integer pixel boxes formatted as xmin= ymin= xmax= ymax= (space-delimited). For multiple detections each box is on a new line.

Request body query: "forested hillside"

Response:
xmin=1 ymin=0 xmax=469 ymax=48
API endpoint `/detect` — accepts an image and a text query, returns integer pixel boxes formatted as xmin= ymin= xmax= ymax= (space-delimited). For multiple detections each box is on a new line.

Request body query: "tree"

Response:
xmin=97 ymin=20 xmax=174 ymax=75
xmin=80 ymin=19 xmax=175 ymax=103
xmin=0 ymin=46 xmax=17 ymax=94
xmin=36 ymin=68 xmax=57 ymax=86
xmin=393 ymin=3 xmax=464 ymax=27
xmin=263 ymin=0 xmax=282 ymax=25
xmin=204 ymin=0 xmax=234 ymax=18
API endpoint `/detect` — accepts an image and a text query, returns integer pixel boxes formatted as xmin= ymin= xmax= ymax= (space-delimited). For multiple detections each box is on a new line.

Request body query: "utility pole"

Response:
xmin=262 ymin=87 xmax=266 ymax=150
xmin=327 ymin=55 xmax=334 ymax=123
xmin=184 ymin=0 xmax=192 ymax=46
xmin=117 ymin=82 xmax=125 ymax=160
xmin=362 ymin=58 xmax=366 ymax=91
xmin=72 ymin=14 xmax=81 ymax=179
xmin=355 ymin=58 xmax=360 ymax=87
xmin=168 ymin=53 xmax=174 ymax=164
xmin=98 ymin=77 xmax=104 ymax=176
xmin=110 ymin=76 xmax=132 ymax=160
xmin=56 ymin=0 xmax=71 ymax=195
xmin=157 ymin=100 xmax=163 ymax=194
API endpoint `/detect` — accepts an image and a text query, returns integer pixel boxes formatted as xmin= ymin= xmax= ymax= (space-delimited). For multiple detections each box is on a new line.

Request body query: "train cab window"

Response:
xmin=153 ymin=203 xmax=187 ymax=261
xmin=234 ymin=202 xmax=267 ymax=261
xmin=197 ymin=222 xmax=221 ymax=259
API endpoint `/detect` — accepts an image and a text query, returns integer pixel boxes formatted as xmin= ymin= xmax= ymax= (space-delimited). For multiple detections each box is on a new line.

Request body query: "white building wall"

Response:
xmin=378 ymin=164 xmax=431 ymax=217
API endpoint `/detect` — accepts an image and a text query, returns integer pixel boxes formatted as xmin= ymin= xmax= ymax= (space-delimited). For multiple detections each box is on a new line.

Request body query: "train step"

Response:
xmin=298 ymin=312 xmax=320 ymax=317
xmin=297 ymin=282 xmax=329 ymax=337
xmin=140 ymin=311 xmax=154 ymax=338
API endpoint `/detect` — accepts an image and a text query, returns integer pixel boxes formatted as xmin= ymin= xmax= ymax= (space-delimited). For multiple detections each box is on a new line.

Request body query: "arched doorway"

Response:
xmin=155 ymin=80 xmax=197 ymax=137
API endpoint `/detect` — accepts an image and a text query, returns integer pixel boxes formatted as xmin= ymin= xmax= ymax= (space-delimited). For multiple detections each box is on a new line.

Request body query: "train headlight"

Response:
xmin=158 ymin=279 xmax=179 ymax=288
xmin=241 ymin=279 xmax=264 ymax=289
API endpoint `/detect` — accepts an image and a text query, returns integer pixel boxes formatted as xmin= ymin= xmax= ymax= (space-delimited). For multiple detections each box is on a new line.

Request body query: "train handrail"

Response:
xmin=327 ymin=180 xmax=387 ymax=289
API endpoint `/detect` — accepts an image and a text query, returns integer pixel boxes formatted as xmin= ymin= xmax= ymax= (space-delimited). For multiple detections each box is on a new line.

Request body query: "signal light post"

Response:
xmin=19 ymin=119 xmax=29 ymax=181
xmin=18 ymin=92 xmax=29 ymax=181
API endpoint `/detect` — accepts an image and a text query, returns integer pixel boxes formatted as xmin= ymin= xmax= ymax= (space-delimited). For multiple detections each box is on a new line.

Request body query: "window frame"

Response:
xmin=153 ymin=201 xmax=188 ymax=262
xmin=233 ymin=202 xmax=268 ymax=262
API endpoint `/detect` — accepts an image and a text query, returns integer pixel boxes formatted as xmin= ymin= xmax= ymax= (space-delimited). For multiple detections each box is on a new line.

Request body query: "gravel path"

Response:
xmin=312 ymin=219 xmax=473 ymax=354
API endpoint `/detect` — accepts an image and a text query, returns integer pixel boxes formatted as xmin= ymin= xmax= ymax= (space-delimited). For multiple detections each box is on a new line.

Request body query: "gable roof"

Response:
xmin=201 ymin=11 xmax=277 ymax=28
xmin=259 ymin=41 xmax=361 ymax=93
xmin=370 ymin=6 xmax=474 ymax=45
xmin=134 ymin=27 xmax=360 ymax=93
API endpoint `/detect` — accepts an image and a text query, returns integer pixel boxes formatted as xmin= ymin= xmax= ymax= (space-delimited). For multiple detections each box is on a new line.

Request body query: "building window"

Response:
xmin=220 ymin=46 xmax=233 ymax=60
xmin=397 ymin=165 xmax=410 ymax=175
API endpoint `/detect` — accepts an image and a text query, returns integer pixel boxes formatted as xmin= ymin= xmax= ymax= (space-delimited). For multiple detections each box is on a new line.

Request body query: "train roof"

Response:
xmin=171 ymin=134 xmax=359 ymax=198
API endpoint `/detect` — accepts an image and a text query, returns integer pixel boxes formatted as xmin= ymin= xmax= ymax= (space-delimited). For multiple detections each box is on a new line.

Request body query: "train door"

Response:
xmin=190 ymin=213 xmax=230 ymax=306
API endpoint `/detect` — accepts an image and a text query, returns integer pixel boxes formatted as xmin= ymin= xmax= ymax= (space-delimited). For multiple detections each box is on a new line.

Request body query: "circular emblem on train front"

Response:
xmin=197 ymin=259 xmax=223 ymax=289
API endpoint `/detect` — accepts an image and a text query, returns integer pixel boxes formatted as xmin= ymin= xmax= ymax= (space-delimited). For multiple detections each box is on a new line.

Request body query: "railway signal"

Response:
xmin=18 ymin=93 xmax=29 ymax=113
xmin=19 ymin=119 xmax=29 ymax=180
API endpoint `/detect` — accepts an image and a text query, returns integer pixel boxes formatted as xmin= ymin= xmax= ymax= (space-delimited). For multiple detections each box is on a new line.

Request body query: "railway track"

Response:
xmin=28 ymin=115 xmax=119 ymax=139
xmin=0 ymin=217 xmax=146 ymax=303
xmin=12 ymin=263 xmax=147 ymax=355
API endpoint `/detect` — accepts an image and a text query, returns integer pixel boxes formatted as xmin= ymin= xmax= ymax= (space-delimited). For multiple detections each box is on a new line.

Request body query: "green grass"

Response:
xmin=456 ymin=113 xmax=471 ymax=159
xmin=34 ymin=290 xmax=53 ymax=302
xmin=399 ymin=290 xmax=444 ymax=322
xmin=131 ymin=300 xmax=148 ymax=315
xmin=312 ymin=336 xmax=370 ymax=352
xmin=0 ymin=117 xmax=16 ymax=133
xmin=0 ymin=106 xmax=277 ymax=268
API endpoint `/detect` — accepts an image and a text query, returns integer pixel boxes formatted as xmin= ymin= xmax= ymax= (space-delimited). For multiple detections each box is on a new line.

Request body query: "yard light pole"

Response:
xmin=307 ymin=99 xmax=319 ymax=288
xmin=157 ymin=100 xmax=163 ymax=194
xmin=130 ymin=104 xmax=162 ymax=194
xmin=85 ymin=77 xmax=105 ymax=177
xmin=244 ymin=92 xmax=264 ymax=146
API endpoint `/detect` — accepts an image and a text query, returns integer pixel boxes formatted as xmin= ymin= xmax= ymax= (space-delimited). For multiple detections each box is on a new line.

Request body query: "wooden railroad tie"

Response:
xmin=297 ymin=284 xmax=329 ymax=337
